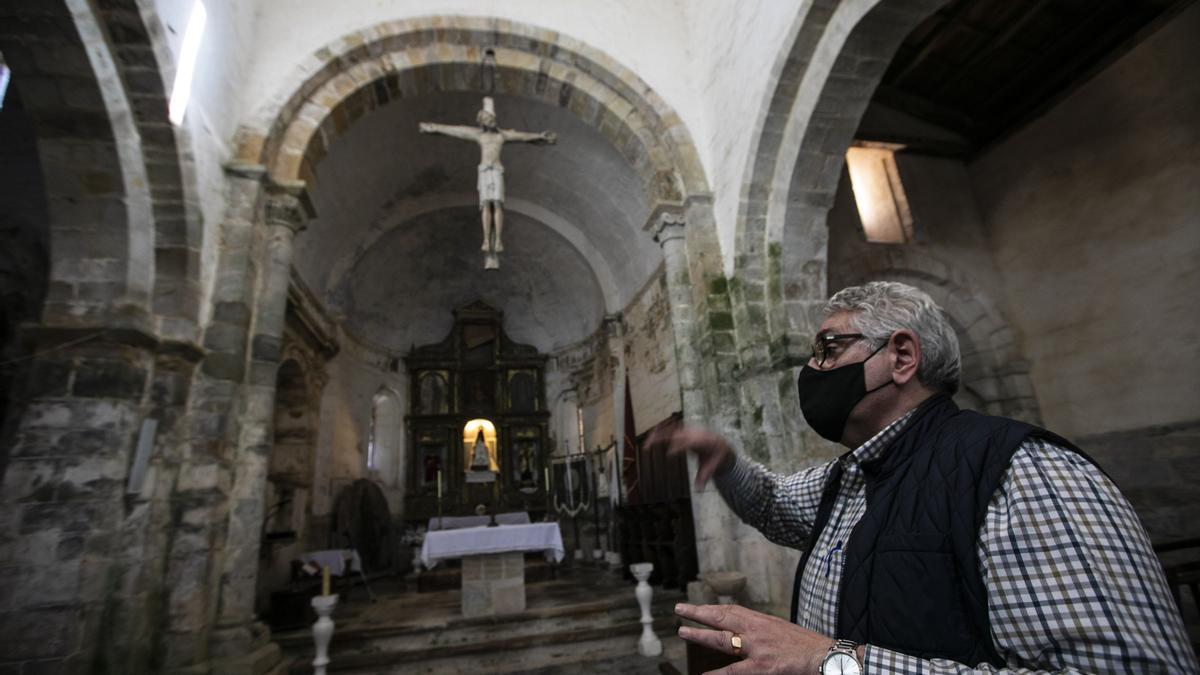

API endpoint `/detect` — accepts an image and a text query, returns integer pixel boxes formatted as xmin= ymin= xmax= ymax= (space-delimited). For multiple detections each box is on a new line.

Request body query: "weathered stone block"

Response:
xmin=19 ymin=501 xmax=111 ymax=534
xmin=460 ymin=552 xmax=525 ymax=617
xmin=72 ymin=358 xmax=146 ymax=399
xmin=0 ymin=608 xmax=78 ymax=660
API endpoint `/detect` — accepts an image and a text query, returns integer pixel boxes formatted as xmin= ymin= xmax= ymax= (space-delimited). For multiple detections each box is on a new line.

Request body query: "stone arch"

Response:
xmin=730 ymin=0 xmax=948 ymax=366
xmin=836 ymin=246 xmax=1042 ymax=422
xmin=0 ymin=0 xmax=202 ymax=331
xmin=233 ymin=17 xmax=708 ymax=204
xmin=105 ymin=0 xmax=205 ymax=327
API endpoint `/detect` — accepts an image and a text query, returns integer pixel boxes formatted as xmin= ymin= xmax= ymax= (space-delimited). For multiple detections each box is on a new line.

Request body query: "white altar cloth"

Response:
xmin=420 ymin=523 xmax=564 ymax=569
xmin=427 ymin=512 xmax=531 ymax=531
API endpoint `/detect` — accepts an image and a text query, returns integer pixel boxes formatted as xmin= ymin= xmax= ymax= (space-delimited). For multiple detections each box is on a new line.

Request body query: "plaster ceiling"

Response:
xmin=294 ymin=91 xmax=659 ymax=354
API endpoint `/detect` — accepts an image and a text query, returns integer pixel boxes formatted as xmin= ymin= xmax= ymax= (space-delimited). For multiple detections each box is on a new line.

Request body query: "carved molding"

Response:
xmin=652 ymin=210 xmax=686 ymax=245
xmin=265 ymin=180 xmax=316 ymax=231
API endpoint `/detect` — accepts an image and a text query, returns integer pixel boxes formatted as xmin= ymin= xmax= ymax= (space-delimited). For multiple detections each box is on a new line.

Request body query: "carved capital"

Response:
xmin=264 ymin=180 xmax=315 ymax=232
xmin=602 ymin=313 xmax=625 ymax=338
xmin=652 ymin=211 xmax=686 ymax=245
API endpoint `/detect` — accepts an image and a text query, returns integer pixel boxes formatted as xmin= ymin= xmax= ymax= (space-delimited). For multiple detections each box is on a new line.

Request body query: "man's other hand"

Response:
xmin=649 ymin=426 xmax=736 ymax=490
xmin=675 ymin=602 xmax=834 ymax=674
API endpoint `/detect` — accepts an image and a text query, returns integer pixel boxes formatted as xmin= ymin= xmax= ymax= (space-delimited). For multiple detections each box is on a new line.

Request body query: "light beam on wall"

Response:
xmin=845 ymin=143 xmax=913 ymax=244
xmin=0 ymin=62 xmax=10 ymax=110
xmin=168 ymin=0 xmax=206 ymax=125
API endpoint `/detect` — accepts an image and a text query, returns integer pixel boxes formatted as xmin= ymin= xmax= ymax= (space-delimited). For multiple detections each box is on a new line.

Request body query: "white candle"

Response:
xmin=544 ymin=466 xmax=550 ymax=490
xmin=437 ymin=469 xmax=442 ymax=498
xmin=566 ymin=459 xmax=573 ymax=496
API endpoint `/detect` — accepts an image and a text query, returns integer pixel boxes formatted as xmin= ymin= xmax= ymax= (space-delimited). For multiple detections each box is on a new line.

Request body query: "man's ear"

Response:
xmin=890 ymin=329 xmax=922 ymax=386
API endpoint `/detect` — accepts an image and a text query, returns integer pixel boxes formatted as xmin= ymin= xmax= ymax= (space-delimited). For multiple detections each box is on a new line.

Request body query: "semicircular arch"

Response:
xmin=730 ymin=0 xmax=948 ymax=366
xmin=234 ymin=17 xmax=709 ymax=205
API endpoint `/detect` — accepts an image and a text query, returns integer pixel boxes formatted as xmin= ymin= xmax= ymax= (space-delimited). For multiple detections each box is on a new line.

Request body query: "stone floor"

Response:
xmin=276 ymin=563 xmax=689 ymax=674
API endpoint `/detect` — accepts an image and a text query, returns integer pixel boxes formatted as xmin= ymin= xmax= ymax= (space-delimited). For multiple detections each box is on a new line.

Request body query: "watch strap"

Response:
xmin=821 ymin=639 xmax=863 ymax=674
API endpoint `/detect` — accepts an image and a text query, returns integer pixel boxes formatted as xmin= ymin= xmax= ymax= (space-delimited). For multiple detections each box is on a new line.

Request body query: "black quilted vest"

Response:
xmin=790 ymin=395 xmax=1086 ymax=667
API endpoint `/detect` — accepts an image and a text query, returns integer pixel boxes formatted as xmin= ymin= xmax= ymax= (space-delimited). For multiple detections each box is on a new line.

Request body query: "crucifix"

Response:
xmin=419 ymin=97 xmax=557 ymax=270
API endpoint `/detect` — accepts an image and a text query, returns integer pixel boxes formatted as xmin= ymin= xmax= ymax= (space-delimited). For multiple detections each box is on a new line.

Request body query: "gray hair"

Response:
xmin=825 ymin=281 xmax=961 ymax=394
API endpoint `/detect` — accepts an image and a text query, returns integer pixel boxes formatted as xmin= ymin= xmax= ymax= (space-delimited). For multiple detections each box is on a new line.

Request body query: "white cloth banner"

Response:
xmin=427 ymin=512 xmax=531 ymax=531
xmin=420 ymin=523 xmax=564 ymax=569
xmin=300 ymin=549 xmax=363 ymax=576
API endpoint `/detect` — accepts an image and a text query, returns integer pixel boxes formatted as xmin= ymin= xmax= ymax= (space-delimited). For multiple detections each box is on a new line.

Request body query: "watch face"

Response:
xmin=823 ymin=652 xmax=862 ymax=675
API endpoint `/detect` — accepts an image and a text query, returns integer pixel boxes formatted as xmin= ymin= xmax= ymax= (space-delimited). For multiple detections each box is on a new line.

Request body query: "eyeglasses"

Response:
xmin=810 ymin=333 xmax=867 ymax=368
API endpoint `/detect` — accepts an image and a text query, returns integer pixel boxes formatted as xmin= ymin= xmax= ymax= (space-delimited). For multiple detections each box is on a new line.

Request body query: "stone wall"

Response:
xmin=968 ymin=4 xmax=1200 ymax=541
xmin=827 ymin=148 xmax=1040 ymax=422
xmin=623 ymin=269 xmax=683 ymax=434
xmin=152 ymin=0 xmax=261 ymax=324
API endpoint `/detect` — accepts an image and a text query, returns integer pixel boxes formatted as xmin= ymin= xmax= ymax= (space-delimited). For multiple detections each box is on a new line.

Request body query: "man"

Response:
xmin=419 ymin=97 xmax=556 ymax=262
xmin=658 ymin=282 xmax=1197 ymax=674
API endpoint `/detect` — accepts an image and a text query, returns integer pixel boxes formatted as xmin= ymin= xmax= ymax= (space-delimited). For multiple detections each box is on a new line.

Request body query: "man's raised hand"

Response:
xmin=647 ymin=426 xmax=736 ymax=491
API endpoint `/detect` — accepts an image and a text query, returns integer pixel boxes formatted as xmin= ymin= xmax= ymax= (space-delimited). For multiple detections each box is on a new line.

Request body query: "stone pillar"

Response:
xmin=208 ymin=181 xmax=312 ymax=672
xmin=652 ymin=212 xmax=736 ymax=575
xmin=158 ymin=165 xmax=268 ymax=673
xmin=0 ymin=324 xmax=156 ymax=673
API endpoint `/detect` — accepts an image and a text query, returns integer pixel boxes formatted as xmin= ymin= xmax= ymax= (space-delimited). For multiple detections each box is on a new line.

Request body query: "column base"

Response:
xmin=206 ymin=621 xmax=284 ymax=675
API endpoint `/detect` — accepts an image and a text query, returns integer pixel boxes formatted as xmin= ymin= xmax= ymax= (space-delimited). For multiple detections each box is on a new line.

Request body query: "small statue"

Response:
xmin=469 ymin=428 xmax=491 ymax=470
xmin=419 ymin=97 xmax=557 ymax=269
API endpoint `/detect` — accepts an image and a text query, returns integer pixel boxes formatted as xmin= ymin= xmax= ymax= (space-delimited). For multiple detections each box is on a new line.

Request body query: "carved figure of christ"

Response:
xmin=419 ymin=98 xmax=556 ymax=256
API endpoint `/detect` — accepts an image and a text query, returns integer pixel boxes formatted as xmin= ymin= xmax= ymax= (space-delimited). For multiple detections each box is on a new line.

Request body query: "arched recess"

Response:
xmin=730 ymin=0 xmax=948 ymax=367
xmin=369 ymin=387 xmax=403 ymax=489
xmin=215 ymin=15 xmax=725 ymax=419
xmin=833 ymin=246 xmax=1042 ymax=423
xmin=0 ymin=0 xmax=202 ymax=331
xmin=204 ymin=18 xmax=733 ymax=626
xmin=257 ymin=356 xmax=318 ymax=610
xmin=322 ymin=193 xmax=622 ymax=315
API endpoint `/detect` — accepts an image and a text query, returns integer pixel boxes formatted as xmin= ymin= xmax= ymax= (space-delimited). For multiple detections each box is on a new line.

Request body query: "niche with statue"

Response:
xmin=404 ymin=302 xmax=550 ymax=523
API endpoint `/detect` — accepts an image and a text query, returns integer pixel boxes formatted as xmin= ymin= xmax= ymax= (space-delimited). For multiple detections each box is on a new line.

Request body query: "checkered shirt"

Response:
xmin=715 ymin=411 xmax=1199 ymax=673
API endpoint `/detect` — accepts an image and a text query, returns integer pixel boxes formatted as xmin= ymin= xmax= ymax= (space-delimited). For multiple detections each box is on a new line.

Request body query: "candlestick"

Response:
xmin=437 ymin=469 xmax=442 ymax=498
xmin=321 ymin=565 xmax=330 ymax=596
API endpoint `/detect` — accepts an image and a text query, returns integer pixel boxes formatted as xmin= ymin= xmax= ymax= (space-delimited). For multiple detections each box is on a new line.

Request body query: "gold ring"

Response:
xmin=730 ymin=633 xmax=743 ymax=656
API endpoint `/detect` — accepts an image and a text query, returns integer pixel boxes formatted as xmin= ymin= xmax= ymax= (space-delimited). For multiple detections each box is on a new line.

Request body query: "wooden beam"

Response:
xmin=978 ymin=0 xmax=1124 ymax=111
xmin=889 ymin=0 xmax=979 ymax=87
xmin=928 ymin=0 xmax=1053 ymax=100
xmin=872 ymin=84 xmax=977 ymax=136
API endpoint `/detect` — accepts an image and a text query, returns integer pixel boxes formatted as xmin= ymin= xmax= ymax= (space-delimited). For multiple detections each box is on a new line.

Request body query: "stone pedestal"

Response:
xmin=461 ymin=552 xmax=526 ymax=617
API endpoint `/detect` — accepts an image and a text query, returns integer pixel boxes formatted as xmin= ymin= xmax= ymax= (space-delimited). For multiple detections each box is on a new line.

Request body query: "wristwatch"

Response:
xmin=820 ymin=639 xmax=862 ymax=675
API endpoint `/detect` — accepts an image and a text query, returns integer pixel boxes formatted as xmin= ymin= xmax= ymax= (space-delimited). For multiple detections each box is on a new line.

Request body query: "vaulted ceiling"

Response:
xmin=292 ymin=91 xmax=658 ymax=354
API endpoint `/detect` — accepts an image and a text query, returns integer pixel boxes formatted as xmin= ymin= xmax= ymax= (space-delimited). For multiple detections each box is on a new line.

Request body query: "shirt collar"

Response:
xmin=846 ymin=407 xmax=919 ymax=467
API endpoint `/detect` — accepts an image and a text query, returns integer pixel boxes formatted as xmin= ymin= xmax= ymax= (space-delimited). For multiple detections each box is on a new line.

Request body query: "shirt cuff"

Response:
xmin=713 ymin=454 xmax=758 ymax=491
xmin=863 ymin=645 xmax=927 ymax=674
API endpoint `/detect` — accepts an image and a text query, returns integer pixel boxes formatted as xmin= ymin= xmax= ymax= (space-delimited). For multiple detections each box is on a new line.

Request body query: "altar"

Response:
xmin=420 ymin=522 xmax=564 ymax=617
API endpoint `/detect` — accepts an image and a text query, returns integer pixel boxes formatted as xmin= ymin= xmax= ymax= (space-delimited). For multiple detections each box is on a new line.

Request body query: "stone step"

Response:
xmin=277 ymin=581 xmax=683 ymax=674
xmin=284 ymin=615 xmax=680 ymax=674
xmin=277 ymin=589 xmax=676 ymax=653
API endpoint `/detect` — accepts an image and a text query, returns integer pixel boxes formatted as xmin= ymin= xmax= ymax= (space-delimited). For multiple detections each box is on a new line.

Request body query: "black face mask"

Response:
xmin=797 ymin=341 xmax=893 ymax=443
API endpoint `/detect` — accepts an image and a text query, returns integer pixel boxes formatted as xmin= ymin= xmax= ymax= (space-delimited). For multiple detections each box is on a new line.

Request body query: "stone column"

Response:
xmin=0 ymin=324 xmax=157 ymax=673
xmin=208 ymin=181 xmax=312 ymax=672
xmin=158 ymin=165 xmax=267 ymax=673
xmin=652 ymin=212 xmax=736 ymax=576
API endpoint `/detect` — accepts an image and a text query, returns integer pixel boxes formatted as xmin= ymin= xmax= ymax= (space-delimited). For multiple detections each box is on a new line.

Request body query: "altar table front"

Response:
xmin=419 ymin=522 xmax=564 ymax=617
